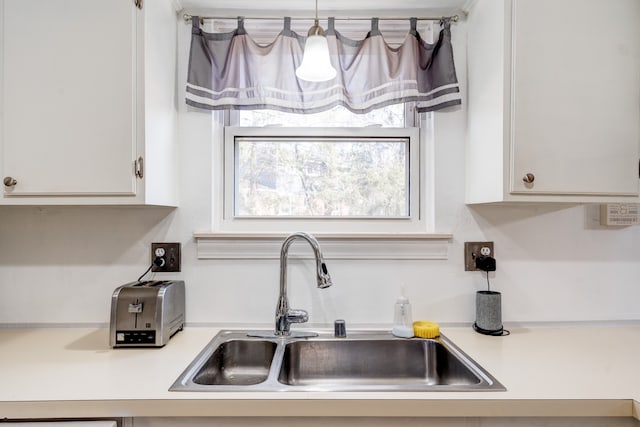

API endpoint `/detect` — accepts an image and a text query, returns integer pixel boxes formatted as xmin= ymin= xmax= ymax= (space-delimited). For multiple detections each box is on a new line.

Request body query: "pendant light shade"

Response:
xmin=295 ymin=1 xmax=336 ymax=82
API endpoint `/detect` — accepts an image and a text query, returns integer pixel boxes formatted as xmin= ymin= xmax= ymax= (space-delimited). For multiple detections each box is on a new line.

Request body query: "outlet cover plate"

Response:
xmin=464 ymin=241 xmax=494 ymax=271
xmin=151 ymin=242 xmax=181 ymax=272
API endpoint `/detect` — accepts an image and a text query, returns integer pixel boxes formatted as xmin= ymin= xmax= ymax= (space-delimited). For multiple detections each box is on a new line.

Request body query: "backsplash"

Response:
xmin=1 ymin=202 xmax=639 ymax=326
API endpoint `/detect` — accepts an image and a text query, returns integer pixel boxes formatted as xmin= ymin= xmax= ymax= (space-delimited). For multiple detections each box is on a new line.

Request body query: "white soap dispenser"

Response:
xmin=392 ymin=294 xmax=414 ymax=338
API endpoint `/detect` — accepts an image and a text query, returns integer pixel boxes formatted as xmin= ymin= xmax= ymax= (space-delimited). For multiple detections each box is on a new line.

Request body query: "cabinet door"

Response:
xmin=510 ymin=0 xmax=640 ymax=196
xmin=2 ymin=0 xmax=137 ymax=196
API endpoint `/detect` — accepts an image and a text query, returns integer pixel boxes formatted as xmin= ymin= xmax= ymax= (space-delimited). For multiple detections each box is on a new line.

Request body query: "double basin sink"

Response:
xmin=170 ymin=330 xmax=505 ymax=392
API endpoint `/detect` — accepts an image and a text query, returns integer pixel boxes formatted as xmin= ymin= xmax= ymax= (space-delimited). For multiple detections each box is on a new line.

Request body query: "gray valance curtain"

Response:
xmin=186 ymin=17 xmax=461 ymax=114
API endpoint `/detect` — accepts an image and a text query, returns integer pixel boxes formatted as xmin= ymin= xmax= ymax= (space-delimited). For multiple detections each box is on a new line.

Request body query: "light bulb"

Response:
xmin=296 ymin=23 xmax=336 ymax=82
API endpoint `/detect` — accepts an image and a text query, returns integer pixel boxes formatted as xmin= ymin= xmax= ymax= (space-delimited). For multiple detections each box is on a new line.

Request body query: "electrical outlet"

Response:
xmin=151 ymin=242 xmax=181 ymax=272
xmin=464 ymin=241 xmax=494 ymax=271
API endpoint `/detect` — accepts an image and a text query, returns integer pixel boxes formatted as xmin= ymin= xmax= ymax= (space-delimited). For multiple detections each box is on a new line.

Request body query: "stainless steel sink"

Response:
xmin=170 ymin=330 xmax=505 ymax=392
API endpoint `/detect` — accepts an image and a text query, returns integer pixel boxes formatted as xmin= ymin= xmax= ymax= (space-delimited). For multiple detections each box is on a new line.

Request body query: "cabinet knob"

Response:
xmin=522 ymin=173 xmax=535 ymax=184
xmin=3 ymin=177 xmax=17 ymax=187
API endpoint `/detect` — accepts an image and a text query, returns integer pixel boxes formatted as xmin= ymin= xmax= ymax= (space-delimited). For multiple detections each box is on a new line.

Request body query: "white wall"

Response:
xmin=1 ymin=17 xmax=639 ymax=327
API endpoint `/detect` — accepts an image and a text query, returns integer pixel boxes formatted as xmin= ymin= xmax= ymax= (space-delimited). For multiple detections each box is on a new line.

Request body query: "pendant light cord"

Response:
xmin=314 ymin=0 xmax=319 ymax=25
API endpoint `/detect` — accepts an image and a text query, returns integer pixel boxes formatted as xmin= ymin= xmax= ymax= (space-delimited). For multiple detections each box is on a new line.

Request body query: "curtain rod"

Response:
xmin=183 ymin=14 xmax=459 ymax=23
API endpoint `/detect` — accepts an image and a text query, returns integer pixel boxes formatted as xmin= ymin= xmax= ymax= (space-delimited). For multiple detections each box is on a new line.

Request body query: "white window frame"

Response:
xmin=218 ymin=126 xmax=426 ymax=234
xmin=197 ymin=110 xmax=451 ymax=260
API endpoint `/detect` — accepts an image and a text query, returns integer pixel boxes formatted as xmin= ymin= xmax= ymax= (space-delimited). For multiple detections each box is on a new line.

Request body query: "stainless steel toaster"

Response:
xmin=110 ymin=280 xmax=185 ymax=348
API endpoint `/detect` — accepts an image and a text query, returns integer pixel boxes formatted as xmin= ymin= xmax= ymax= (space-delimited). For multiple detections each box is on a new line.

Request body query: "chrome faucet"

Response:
xmin=275 ymin=232 xmax=332 ymax=337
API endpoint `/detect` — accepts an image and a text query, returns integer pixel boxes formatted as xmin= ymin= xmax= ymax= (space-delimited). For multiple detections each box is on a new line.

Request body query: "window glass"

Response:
xmin=234 ymin=135 xmax=409 ymax=218
xmin=238 ymin=104 xmax=407 ymax=128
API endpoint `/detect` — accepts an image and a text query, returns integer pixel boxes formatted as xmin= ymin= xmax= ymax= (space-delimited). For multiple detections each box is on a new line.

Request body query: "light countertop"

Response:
xmin=0 ymin=325 xmax=639 ymax=419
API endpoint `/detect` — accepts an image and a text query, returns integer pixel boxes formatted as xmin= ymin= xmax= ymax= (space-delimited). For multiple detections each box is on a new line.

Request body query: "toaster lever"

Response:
xmin=128 ymin=303 xmax=143 ymax=313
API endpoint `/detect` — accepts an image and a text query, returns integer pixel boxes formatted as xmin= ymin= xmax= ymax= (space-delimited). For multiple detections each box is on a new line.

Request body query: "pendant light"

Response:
xmin=295 ymin=0 xmax=337 ymax=82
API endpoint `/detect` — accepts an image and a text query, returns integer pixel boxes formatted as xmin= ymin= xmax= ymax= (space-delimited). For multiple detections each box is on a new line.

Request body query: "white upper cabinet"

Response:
xmin=466 ymin=0 xmax=640 ymax=204
xmin=1 ymin=0 xmax=178 ymax=205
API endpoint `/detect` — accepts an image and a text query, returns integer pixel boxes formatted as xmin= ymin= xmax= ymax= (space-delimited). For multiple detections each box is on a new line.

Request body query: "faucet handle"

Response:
xmin=286 ymin=309 xmax=309 ymax=324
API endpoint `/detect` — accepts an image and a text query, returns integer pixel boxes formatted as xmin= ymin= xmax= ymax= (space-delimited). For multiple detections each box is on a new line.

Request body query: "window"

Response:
xmin=229 ymin=128 xmax=415 ymax=218
xmin=212 ymin=104 xmax=434 ymax=234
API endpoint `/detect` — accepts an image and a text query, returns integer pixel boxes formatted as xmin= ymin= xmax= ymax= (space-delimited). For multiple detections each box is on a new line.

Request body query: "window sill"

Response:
xmin=193 ymin=232 xmax=453 ymax=260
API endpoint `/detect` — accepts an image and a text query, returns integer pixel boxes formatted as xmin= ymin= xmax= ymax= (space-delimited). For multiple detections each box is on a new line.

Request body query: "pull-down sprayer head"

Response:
xmin=317 ymin=260 xmax=332 ymax=289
